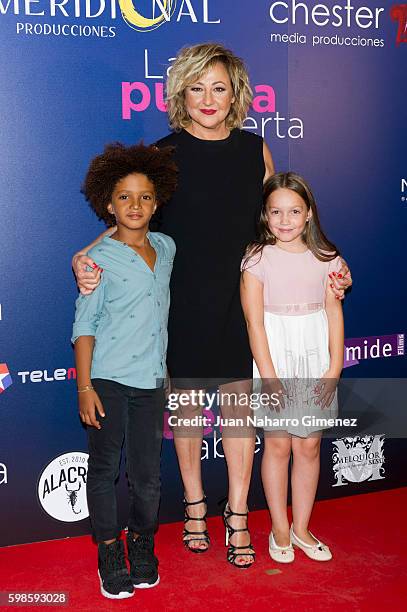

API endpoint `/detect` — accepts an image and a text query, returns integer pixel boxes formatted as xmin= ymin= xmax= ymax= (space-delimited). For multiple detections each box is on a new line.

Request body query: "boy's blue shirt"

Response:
xmin=72 ymin=232 xmax=176 ymax=389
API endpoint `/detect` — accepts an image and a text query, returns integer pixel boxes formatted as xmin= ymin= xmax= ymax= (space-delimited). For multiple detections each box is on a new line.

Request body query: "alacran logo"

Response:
xmin=38 ymin=452 xmax=89 ymax=522
xmin=0 ymin=463 xmax=8 ymax=485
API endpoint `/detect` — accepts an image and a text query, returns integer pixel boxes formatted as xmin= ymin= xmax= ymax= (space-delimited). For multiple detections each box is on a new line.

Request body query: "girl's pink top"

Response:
xmin=241 ymin=245 xmax=341 ymax=315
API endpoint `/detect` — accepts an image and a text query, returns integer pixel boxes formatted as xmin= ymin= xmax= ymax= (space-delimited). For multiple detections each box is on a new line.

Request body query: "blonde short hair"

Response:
xmin=166 ymin=43 xmax=253 ymax=131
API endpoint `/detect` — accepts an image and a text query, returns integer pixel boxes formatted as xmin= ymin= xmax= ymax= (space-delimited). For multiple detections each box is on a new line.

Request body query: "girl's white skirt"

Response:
xmin=253 ymin=309 xmax=338 ymax=437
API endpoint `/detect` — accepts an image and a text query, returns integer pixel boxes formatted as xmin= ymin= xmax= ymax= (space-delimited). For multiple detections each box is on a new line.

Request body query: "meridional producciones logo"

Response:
xmin=391 ymin=4 xmax=407 ymax=45
xmin=119 ymin=0 xmax=176 ymax=31
xmin=0 ymin=364 xmax=13 ymax=394
xmin=332 ymin=435 xmax=385 ymax=487
xmin=38 ymin=452 xmax=89 ymax=522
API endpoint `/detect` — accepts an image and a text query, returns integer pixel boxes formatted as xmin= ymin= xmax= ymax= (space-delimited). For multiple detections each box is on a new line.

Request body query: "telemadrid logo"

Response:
xmin=0 ymin=364 xmax=13 ymax=394
xmin=38 ymin=452 xmax=89 ymax=523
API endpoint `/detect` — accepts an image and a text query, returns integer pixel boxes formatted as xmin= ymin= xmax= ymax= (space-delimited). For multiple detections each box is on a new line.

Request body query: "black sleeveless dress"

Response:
xmin=155 ymin=128 xmax=265 ymax=387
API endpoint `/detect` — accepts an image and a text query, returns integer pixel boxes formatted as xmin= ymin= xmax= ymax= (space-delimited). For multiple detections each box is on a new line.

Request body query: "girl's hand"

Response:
xmin=328 ymin=258 xmax=352 ymax=301
xmin=314 ymin=371 xmax=339 ymax=409
xmin=72 ymin=254 xmax=102 ymax=295
xmin=79 ymin=390 xmax=105 ymax=429
xmin=261 ymin=377 xmax=287 ymax=412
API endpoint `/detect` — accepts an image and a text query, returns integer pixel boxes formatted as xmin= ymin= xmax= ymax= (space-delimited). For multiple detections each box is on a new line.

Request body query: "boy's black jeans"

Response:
xmin=86 ymin=378 xmax=164 ymax=543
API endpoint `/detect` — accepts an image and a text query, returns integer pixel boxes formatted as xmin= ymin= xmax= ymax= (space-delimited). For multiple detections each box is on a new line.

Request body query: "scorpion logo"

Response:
xmin=65 ymin=483 xmax=82 ymax=515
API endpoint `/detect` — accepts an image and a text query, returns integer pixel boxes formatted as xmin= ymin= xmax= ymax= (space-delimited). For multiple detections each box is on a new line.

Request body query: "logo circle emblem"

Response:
xmin=38 ymin=452 xmax=89 ymax=522
xmin=119 ymin=0 xmax=176 ymax=32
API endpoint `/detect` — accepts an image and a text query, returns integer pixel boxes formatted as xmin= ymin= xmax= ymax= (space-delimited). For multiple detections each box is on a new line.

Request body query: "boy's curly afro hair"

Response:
xmin=82 ymin=142 xmax=178 ymax=226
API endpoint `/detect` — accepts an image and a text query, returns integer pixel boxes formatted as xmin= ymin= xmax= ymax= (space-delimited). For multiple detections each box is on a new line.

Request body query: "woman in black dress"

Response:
xmin=73 ymin=43 xmax=350 ymax=568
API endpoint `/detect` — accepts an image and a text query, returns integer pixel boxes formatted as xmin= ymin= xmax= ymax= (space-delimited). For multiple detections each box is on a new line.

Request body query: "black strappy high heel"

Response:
xmin=223 ymin=503 xmax=255 ymax=568
xmin=182 ymin=496 xmax=210 ymax=553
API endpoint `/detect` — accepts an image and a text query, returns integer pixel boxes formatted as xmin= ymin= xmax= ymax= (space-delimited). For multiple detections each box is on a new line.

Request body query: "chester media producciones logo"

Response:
xmin=391 ymin=4 xmax=407 ymax=45
xmin=0 ymin=363 xmax=13 ymax=394
xmin=38 ymin=452 xmax=89 ymax=522
xmin=332 ymin=435 xmax=385 ymax=487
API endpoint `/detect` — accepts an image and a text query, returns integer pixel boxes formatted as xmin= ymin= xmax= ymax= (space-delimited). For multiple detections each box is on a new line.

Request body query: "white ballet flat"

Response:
xmin=268 ymin=531 xmax=295 ymax=563
xmin=290 ymin=525 xmax=332 ymax=561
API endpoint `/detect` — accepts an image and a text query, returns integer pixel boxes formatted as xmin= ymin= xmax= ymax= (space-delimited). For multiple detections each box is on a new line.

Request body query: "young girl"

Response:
xmin=240 ymin=172 xmax=344 ymax=563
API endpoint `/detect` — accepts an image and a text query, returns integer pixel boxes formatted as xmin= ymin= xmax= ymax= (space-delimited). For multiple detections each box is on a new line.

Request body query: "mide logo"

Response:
xmin=38 ymin=452 xmax=89 ymax=522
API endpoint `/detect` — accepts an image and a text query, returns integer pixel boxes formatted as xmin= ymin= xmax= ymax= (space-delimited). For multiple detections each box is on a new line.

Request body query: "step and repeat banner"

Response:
xmin=1 ymin=1 xmax=406 ymax=546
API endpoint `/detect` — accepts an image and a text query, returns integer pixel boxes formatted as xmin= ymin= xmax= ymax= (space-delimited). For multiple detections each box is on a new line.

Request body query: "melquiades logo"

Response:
xmin=391 ymin=4 xmax=407 ymax=45
xmin=401 ymin=178 xmax=407 ymax=203
xmin=267 ymin=1 xmax=402 ymax=49
xmin=38 ymin=452 xmax=89 ymax=522
xmin=1 ymin=0 xmax=220 ymax=38
xmin=332 ymin=435 xmax=385 ymax=487
xmin=0 ymin=364 xmax=13 ymax=394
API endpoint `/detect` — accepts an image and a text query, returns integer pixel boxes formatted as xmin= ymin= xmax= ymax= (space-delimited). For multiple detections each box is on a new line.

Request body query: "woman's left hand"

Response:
xmin=329 ymin=258 xmax=352 ymax=300
xmin=314 ymin=370 xmax=339 ymax=409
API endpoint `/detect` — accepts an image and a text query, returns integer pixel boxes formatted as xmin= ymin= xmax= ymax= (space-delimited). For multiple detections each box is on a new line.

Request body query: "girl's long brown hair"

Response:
xmin=243 ymin=172 xmax=340 ymax=269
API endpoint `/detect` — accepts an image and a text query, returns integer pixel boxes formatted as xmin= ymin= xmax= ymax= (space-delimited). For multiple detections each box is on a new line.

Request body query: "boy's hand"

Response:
xmin=79 ymin=390 xmax=105 ymax=429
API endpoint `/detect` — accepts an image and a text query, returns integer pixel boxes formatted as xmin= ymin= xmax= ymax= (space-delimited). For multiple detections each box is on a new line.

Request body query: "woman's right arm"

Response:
xmin=72 ymin=227 xmax=115 ymax=295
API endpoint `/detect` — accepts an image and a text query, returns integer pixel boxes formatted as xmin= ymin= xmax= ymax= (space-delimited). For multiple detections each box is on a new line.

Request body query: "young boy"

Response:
xmin=72 ymin=142 xmax=177 ymax=599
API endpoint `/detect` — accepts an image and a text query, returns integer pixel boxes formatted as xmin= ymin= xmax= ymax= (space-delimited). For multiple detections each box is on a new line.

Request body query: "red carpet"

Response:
xmin=1 ymin=488 xmax=406 ymax=611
